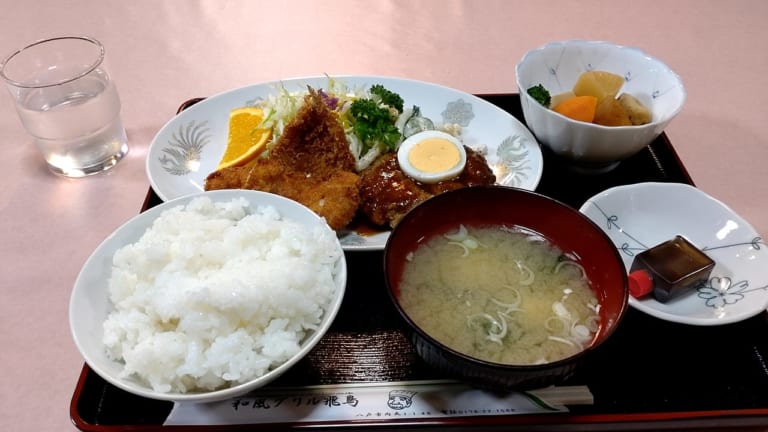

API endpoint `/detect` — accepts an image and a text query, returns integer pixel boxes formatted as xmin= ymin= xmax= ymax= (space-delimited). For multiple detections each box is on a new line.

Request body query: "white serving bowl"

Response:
xmin=580 ymin=182 xmax=768 ymax=325
xmin=69 ymin=189 xmax=347 ymax=403
xmin=516 ymin=40 xmax=686 ymax=171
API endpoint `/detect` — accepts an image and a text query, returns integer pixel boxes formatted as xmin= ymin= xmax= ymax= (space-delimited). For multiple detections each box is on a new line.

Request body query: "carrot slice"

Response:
xmin=552 ymin=96 xmax=598 ymax=123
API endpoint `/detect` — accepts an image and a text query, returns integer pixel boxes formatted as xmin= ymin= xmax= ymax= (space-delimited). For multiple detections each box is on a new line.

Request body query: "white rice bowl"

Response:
xmin=69 ymin=190 xmax=347 ymax=402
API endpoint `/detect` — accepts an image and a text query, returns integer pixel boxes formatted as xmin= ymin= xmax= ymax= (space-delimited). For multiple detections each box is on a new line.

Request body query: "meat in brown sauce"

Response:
xmin=358 ymin=146 xmax=495 ymax=228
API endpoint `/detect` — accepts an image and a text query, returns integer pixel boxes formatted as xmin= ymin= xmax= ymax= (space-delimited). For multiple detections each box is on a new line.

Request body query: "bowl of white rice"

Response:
xmin=69 ymin=189 xmax=347 ymax=402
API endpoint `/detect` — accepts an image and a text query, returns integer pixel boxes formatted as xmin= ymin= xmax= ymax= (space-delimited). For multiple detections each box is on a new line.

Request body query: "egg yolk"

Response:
xmin=407 ymin=138 xmax=461 ymax=173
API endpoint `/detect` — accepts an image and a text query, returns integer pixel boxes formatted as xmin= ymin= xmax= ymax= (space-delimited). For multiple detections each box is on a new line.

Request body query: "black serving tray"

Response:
xmin=70 ymin=94 xmax=768 ymax=431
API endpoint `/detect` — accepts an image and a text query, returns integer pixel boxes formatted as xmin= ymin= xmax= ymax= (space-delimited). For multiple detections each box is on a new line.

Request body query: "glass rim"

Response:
xmin=0 ymin=35 xmax=105 ymax=89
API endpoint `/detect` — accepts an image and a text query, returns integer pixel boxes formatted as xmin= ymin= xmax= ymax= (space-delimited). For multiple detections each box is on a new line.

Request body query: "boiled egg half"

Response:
xmin=396 ymin=130 xmax=467 ymax=184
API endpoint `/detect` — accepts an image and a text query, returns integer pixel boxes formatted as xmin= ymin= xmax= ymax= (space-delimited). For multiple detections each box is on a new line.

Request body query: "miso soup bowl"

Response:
xmin=383 ymin=186 xmax=629 ymax=391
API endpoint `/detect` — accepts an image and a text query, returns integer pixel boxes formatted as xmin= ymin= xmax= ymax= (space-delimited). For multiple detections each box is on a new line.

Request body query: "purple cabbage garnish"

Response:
xmin=318 ymin=89 xmax=339 ymax=110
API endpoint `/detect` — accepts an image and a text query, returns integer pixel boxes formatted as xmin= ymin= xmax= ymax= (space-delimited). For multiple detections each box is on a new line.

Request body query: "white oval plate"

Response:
xmin=146 ymin=75 xmax=544 ymax=251
xmin=579 ymin=182 xmax=768 ymax=325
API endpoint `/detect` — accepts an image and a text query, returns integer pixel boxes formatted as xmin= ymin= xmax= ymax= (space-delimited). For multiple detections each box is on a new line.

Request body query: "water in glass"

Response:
xmin=15 ymin=66 xmax=128 ymax=177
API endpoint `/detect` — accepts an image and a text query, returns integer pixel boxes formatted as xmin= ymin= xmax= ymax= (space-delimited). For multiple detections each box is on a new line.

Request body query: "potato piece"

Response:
xmin=594 ymin=97 xmax=632 ymax=126
xmin=573 ymin=71 xmax=625 ymax=102
xmin=618 ymin=93 xmax=652 ymax=125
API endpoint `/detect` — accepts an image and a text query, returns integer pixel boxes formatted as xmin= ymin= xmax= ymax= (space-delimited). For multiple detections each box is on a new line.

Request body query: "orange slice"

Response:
xmin=216 ymin=107 xmax=272 ymax=169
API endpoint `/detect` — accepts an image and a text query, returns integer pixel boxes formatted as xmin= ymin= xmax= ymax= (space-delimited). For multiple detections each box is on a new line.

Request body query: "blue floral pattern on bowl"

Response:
xmin=515 ymin=40 xmax=686 ymax=168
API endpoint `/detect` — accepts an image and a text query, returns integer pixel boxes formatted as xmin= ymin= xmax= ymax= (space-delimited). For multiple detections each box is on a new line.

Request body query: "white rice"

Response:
xmin=102 ymin=196 xmax=342 ymax=393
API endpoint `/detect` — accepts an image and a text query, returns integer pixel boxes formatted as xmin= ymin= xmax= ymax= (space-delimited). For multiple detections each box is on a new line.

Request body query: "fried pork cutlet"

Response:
xmin=204 ymin=88 xmax=360 ymax=231
xmin=269 ymin=87 xmax=356 ymax=178
xmin=239 ymin=157 xmax=360 ymax=231
xmin=204 ymin=165 xmax=251 ymax=191
xmin=358 ymin=146 xmax=496 ymax=228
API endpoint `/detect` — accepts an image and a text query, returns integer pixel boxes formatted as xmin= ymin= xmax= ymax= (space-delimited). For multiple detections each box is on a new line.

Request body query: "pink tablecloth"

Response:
xmin=1 ymin=1 xmax=766 ymax=431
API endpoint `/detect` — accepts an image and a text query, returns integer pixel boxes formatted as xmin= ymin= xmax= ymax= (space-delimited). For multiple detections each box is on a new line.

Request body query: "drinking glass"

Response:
xmin=1 ymin=36 xmax=128 ymax=177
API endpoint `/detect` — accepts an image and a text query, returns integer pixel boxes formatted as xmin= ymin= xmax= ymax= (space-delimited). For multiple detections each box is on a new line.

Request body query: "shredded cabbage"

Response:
xmin=250 ymin=78 xmax=462 ymax=172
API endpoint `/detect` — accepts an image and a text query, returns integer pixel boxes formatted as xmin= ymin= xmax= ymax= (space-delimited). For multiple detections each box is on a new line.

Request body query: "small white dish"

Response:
xmin=69 ymin=189 xmax=347 ymax=402
xmin=579 ymin=182 xmax=768 ymax=325
xmin=146 ymin=75 xmax=544 ymax=251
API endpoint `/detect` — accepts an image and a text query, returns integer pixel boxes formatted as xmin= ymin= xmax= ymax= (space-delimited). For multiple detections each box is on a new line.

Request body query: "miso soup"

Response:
xmin=398 ymin=224 xmax=600 ymax=365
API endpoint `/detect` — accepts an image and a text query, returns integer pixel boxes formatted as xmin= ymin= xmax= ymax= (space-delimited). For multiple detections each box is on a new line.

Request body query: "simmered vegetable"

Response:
xmin=550 ymin=90 xmax=575 ymax=108
xmin=552 ymin=95 xmax=598 ymax=123
xmin=573 ymin=71 xmax=625 ymax=102
xmin=594 ymin=97 xmax=632 ymax=126
xmin=618 ymin=93 xmax=652 ymax=125
xmin=530 ymin=70 xmax=653 ymax=127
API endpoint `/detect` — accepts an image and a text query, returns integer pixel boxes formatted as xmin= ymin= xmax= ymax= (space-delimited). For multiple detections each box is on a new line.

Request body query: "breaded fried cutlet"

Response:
xmin=204 ymin=165 xmax=251 ymax=191
xmin=289 ymin=171 xmax=360 ymax=232
xmin=240 ymin=158 xmax=360 ymax=231
xmin=204 ymin=88 xmax=361 ymax=231
xmin=269 ymin=87 xmax=356 ymax=178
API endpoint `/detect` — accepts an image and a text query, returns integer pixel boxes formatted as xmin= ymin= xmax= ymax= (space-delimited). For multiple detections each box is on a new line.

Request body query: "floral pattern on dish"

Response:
xmin=579 ymin=182 xmax=768 ymax=325
xmin=158 ymin=120 xmax=210 ymax=176
xmin=588 ymin=200 xmax=768 ymax=311
xmin=493 ymin=134 xmax=533 ymax=187
xmin=441 ymin=99 xmax=475 ymax=127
